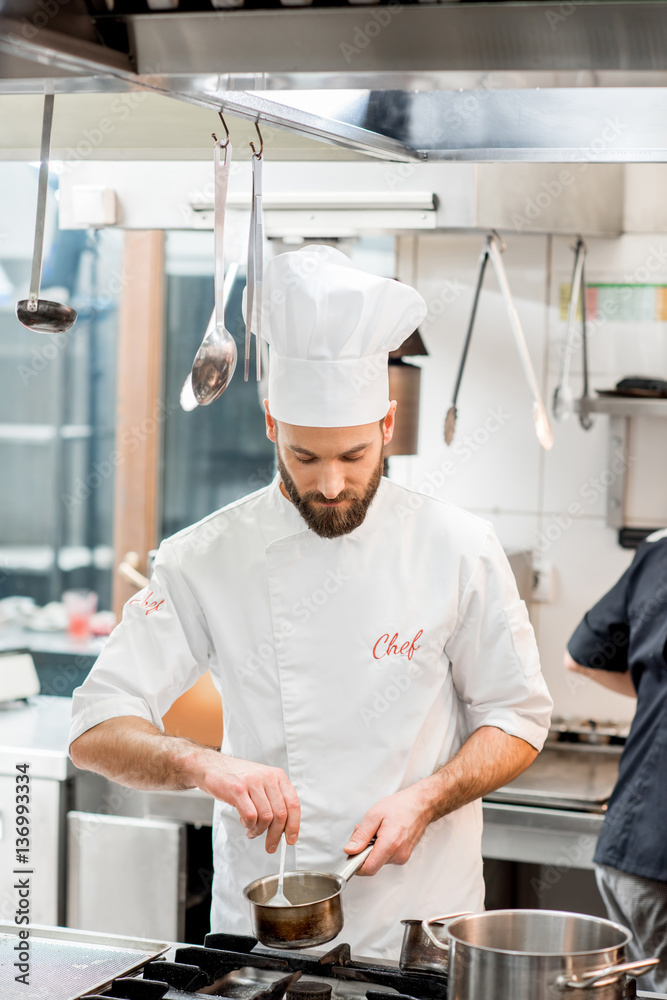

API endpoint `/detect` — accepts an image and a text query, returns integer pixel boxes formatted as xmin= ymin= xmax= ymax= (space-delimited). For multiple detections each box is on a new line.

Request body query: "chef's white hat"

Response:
xmin=260 ymin=245 xmax=427 ymax=427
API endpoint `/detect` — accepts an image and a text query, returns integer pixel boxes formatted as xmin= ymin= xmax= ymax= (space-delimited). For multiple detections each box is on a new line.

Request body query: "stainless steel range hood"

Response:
xmin=3 ymin=2 xmax=667 ymax=163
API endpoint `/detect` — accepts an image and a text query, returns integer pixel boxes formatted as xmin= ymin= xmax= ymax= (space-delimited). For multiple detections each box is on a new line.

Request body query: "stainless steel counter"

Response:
xmin=480 ymin=742 xmax=621 ymax=869
xmin=482 ymin=802 xmax=605 ymax=869
xmin=0 ymin=694 xmax=77 ymax=779
xmin=0 ymin=626 xmax=106 ymax=658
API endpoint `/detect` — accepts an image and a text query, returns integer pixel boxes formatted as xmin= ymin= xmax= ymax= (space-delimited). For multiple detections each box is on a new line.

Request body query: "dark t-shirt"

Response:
xmin=568 ymin=533 xmax=667 ymax=881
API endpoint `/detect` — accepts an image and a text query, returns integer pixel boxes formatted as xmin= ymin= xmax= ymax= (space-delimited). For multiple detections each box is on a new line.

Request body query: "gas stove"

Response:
xmin=82 ymin=932 xmax=448 ymax=1000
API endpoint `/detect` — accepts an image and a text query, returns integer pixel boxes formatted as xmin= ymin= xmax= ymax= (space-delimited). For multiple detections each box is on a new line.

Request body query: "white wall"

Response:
xmin=393 ymin=231 xmax=667 ymax=724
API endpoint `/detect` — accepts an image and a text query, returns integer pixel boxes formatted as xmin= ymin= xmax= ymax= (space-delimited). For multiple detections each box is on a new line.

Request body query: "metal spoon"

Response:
xmin=191 ymin=123 xmax=237 ymax=405
xmin=186 ymin=262 xmax=239 ymax=409
xmin=16 ymin=89 xmax=77 ymax=336
xmin=264 ymin=835 xmax=293 ymax=907
xmin=179 ymin=372 xmax=199 ymax=412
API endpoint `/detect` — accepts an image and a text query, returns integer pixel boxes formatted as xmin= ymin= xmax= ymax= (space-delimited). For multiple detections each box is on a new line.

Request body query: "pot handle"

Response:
xmin=557 ymin=957 xmax=660 ymax=990
xmin=334 ymin=840 xmax=376 ymax=882
xmin=421 ymin=913 xmax=474 ymax=953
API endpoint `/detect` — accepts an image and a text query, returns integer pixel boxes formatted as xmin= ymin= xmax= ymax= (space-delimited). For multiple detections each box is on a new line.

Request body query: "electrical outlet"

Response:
xmin=532 ymin=560 xmax=555 ymax=603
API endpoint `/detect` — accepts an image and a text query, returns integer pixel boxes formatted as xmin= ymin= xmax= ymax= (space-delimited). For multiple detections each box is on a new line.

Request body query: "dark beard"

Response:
xmin=276 ymin=448 xmax=384 ymax=539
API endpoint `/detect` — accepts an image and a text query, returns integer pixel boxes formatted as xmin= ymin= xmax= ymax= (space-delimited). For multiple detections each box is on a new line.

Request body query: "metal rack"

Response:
xmin=575 ymin=396 xmax=667 ymax=530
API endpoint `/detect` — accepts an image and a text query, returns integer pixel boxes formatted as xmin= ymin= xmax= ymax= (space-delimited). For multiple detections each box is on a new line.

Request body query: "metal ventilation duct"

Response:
xmin=3 ymin=3 xmax=667 ymax=162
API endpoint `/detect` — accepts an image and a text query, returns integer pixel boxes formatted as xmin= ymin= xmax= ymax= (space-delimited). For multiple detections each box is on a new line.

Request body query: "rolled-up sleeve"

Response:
xmin=445 ymin=524 xmax=553 ymax=751
xmin=68 ymin=539 xmax=212 ymax=749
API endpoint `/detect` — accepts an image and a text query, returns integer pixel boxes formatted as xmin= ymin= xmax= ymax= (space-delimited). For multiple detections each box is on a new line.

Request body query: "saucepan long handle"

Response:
xmin=557 ymin=957 xmax=660 ymax=990
xmin=334 ymin=841 xmax=376 ymax=882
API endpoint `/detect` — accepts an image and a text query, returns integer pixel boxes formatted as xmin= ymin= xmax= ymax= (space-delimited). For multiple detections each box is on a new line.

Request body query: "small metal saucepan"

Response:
xmin=243 ymin=843 xmax=374 ymax=950
xmin=400 ymin=914 xmax=472 ymax=973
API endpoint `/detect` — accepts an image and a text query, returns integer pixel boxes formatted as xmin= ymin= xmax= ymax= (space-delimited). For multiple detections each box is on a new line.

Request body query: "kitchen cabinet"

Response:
xmin=0 ymin=696 xmax=206 ymax=942
xmin=67 ymin=810 xmax=186 ymax=941
xmin=0 ymin=696 xmax=75 ymax=925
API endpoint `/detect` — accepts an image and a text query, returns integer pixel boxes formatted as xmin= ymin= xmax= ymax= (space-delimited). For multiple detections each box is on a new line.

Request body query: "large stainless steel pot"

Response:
xmin=422 ymin=910 xmax=659 ymax=1000
xmin=243 ymin=844 xmax=373 ymax=950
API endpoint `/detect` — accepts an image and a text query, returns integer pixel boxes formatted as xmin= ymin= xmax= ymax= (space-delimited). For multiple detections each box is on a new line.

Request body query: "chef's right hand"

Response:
xmin=197 ymin=755 xmax=300 ymax=853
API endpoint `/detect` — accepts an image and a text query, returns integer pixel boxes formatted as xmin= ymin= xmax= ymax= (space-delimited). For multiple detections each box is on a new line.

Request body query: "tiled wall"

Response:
xmin=393 ymin=232 xmax=667 ymax=724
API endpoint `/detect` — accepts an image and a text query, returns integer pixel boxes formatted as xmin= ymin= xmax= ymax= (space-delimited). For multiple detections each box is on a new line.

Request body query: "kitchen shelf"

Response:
xmin=0 ymin=423 xmax=92 ymax=442
xmin=575 ymin=394 xmax=667 ymax=531
xmin=0 ymin=543 xmax=114 ymax=572
xmin=576 ymin=396 xmax=667 ymax=419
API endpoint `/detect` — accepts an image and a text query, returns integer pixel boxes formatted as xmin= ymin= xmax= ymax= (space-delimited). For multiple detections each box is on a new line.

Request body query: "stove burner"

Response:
xmin=125 ymin=931 xmax=449 ymax=1000
xmin=286 ymin=980 xmax=333 ymax=1000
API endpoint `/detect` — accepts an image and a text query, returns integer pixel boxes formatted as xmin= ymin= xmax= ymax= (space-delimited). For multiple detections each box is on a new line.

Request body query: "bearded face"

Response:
xmin=276 ymin=441 xmax=384 ymax=539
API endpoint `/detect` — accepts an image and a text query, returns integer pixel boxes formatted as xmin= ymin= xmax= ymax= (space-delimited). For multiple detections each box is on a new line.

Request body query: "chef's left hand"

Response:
xmin=343 ymin=783 xmax=435 ymax=876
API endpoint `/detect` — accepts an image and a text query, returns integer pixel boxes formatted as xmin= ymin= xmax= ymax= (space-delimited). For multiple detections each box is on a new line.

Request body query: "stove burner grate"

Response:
xmin=98 ymin=931 xmax=448 ymax=1000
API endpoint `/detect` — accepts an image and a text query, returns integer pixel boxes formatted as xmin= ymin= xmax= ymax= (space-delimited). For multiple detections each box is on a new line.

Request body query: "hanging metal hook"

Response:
xmin=489 ymin=229 xmax=506 ymax=254
xmin=249 ymin=121 xmax=264 ymax=158
xmin=212 ymin=111 xmax=230 ymax=148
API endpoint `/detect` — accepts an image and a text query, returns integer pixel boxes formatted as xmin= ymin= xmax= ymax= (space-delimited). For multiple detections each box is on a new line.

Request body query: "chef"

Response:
xmin=565 ymin=528 xmax=667 ymax=991
xmin=69 ymin=245 xmax=553 ymax=959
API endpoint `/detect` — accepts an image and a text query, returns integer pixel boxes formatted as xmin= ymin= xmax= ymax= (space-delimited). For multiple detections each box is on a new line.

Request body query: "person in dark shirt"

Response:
xmin=565 ymin=529 xmax=667 ymax=991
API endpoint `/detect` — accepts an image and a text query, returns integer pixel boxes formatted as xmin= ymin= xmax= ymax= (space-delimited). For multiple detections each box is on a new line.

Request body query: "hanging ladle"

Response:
xmin=16 ymin=89 xmax=77 ymax=335
xmin=190 ymin=115 xmax=237 ymax=405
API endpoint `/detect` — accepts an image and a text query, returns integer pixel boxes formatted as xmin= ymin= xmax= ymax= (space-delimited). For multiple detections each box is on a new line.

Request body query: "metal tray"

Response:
xmin=484 ymin=746 xmax=621 ymax=813
xmin=0 ymin=922 xmax=169 ymax=1000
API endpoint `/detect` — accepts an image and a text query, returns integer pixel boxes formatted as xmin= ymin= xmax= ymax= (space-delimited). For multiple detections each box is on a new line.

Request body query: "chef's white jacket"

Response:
xmin=69 ymin=475 xmax=552 ymax=958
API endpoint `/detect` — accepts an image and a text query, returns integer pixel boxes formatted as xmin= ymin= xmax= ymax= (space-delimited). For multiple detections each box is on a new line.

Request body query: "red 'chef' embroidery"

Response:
xmin=129 ymin=591 xmax=165 ymax=616
xmin=373 ymin=629 xmax=423 ymax=661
